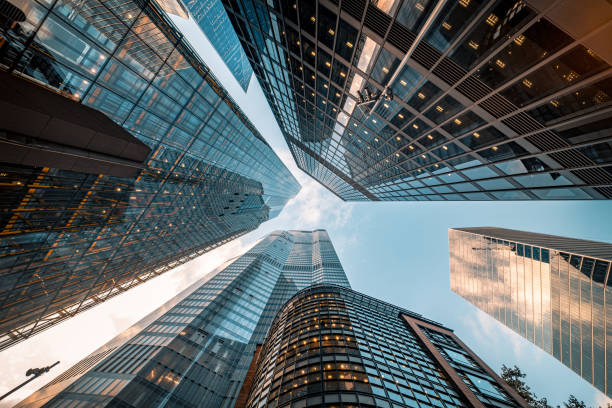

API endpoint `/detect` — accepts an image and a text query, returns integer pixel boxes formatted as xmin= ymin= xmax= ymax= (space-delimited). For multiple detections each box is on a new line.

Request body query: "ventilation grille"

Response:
xmin=341 ymin=0 xmax=366 ymax=21
xmin=479 ymin=94 xmax=516 ymax=118
xmin=387 ymin=23 xmax=414 ymax=53
xmin=412 ymin=42 xmax=440 ymax=70
xmin=42 ymin=347 xmax=117 ymax=389
xmin=432 ymin=57 xmax=465 ymax=86
xmin=550 ymin=150 xmax=594 ymax=168
xmin=595 ymin=187 xmax=612 ymax=199
xmin=456 ymin=76 xmax=491 ymax=102
xmin=526 ymin=131 xmax=570 ymax=151
xmin=364 ymin=5 xmax=391 ymax=38
xmin=572 ymin=167 xmax=612 ymax=186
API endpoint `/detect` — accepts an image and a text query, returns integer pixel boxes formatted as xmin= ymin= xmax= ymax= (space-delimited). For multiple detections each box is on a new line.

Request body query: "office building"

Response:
xmin=18 ymin=231 xmax=526 ymax=408
xmin=221 ymin=0 xmax=612 ymax=201
xmin=16 ymin=230 xmax=350 ymax=408
xmin=449 ymin=227 xmax=612 ymax=397
xmin=242 ymin=284 xmax=527 ymax=407
xmin=185 ymin=0 xmax=253 ymax=91
xmin=0 ymin=0 xmax=300 ymax=350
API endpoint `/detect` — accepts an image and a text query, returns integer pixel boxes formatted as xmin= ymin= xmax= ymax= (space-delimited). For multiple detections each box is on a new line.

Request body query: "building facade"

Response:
xmin=185 ymin=0 xmax=254 ymax=91
xmin=449 ymin=227 xmax=612 ymax=397
xmin=242 ymin=284 xmax=527 ymax=408
xmin=221 ymin=0 xmax=612 ymax=201
xmin=0 ymin=0 xmax=300 ymax=350
xmin=16 ymin=230 xmax=350 ymax=408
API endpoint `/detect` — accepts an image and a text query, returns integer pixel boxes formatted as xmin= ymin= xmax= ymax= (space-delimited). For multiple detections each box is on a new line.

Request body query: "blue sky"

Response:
xmin=0 ymin=14 xmax=610 ymax=408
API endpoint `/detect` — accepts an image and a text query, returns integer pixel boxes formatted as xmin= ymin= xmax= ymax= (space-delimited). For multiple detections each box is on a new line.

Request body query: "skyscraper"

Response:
xmin=0 ymin=0 xmax=300 ymax=350
xmin=221 ymin=0 xmax=612 ymax=201
xmin=449 ymin=227 xmax=612 ymax=397
xmin=16 ymin=230 xmax=350 ymax=408
xmin=17 ymin=231 xmax=526 ymax=408
xmin=243 ymin=284 xmax=527 ymax=408
xmin=184 ymin=0 xmax=254 ymax=91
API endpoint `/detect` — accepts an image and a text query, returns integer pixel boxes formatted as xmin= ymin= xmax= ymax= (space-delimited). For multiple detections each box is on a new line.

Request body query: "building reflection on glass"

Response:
xmin=15 ymin=230 xmax=350 ymax=408
xmin=0 ymin=0 xmax=299 ymax=350
xmin=450 ymin=227 xmax=612 ymax=397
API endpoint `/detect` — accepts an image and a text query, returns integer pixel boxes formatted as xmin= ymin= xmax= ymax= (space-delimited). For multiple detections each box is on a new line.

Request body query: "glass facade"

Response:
xmin=185 ymin=0 xmax=254 ymax=91
xmin=0 ymin=0 xmax=300 ymax=350
xmin=16 ymin=230 xmax=349 ymax=408
xmin=244 ymin=285 xmax=527 ymax=407
xmin=449 ymin=227 xmax=612 ymax=397
xmin=221 ymin=0 xmax=612 ymax=201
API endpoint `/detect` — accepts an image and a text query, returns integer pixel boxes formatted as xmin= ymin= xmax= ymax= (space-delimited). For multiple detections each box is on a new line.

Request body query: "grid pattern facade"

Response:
xmin=244 ymin=285 xmax=526 ymax=408
xmin=0 ymin=0 xmax=300 ymax=350
xmin=185 ymin=0 xmax=253 ymax=91
xmin=449 ymin=227 xmax=612 ymax=397
xmin=17 ymin=230 xmax=349 ymax=408
xmin=221 ymin=0 xmax=612 ymax=201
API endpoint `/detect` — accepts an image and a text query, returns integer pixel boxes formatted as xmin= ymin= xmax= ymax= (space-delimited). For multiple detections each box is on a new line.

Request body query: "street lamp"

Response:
xmin=0 ymin=361 xmax=60 ymax=401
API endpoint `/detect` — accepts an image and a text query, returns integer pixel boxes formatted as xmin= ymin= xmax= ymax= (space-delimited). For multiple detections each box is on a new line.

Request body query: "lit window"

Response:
xmin=468 ymin=41 xmax=479 ymax=50
xmin=514 ymin=35 xmax=526 ymax=46
xmin=485 ymin=13 xmax=498 ymax=26
xmin=442 ymin=22 xmax=452 ymax=30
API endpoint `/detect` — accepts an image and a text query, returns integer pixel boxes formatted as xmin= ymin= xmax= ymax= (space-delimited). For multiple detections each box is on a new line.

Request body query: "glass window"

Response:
xmin=317 ymin=5 xmax=337 ymax=50
xmin=406 ymin=81 xmax=442 ymax=111
xmin=396 ymin=0 xmax=436 ymax=32
xmin=335 ymin=19 xmax=358 ymax=62
xmin=423 ymin=95 xmax=463 ymax=124
xmin=475 ymin=19 xmax=573 ymax=88
xmin=501 ymin=46 xmax=609 ymax=107
xmin=527 ymin=77 xmax=611 ymax=123
xmin=514 ymin=173 xmax=572 ymax=188
xmin=371 ymin=48 xmax=400 ymax=85
xmin=442 ymin=111 xmax=485 ymax=136
xmin=478 ymin=141 xmax=526 ymax=162
xmin=450 ymin=2 xmax=535 ymax=70
xmin=391 ymin=66 xmax=422 ymax=100
xmin=556 ymin=115 xmax=612 ymax=145
xmin=577 ymin=141 xmax=612 ymax=164
xmin=424 ymin=0 xmax=486 ymax=53
xmin=459 ymin=126 xmax=507 ymax=150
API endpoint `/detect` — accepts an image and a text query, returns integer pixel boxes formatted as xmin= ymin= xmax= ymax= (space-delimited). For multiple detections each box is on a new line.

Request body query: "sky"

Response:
xmin=1 ymin=14 xmax=612 ymax=408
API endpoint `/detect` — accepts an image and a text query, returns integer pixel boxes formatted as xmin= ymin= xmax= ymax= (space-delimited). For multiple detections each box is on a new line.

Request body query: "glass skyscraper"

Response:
xmin=16 ymin=230 xmax=350 ymax=408
xmin=449 ymin=227 xmax=612 ymax=398
xmin=0 ymin=0 xmax=300 ymax=351
xmin=220 ymin=0 xmax=612 ymax=201
xmin=17 ymin=230 xmax=527 ymax=408
xmin=244 ymin=284 xmax=527 ymax=408
xmin=184 ymin=0 xmax=254 ymax=91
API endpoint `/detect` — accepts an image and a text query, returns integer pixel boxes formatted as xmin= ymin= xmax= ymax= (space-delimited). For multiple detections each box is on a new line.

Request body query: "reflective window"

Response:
xmin=501 ymin=46 xmax=609 ymax=107
xmin=475 ymin=19 xmax=573 ymax=88
xmin=371 ymin=48 xmax=400 ymax=85
xmin=450 ymin=2 xmax=535 ymax=70
xmin=527 ymin=77 xmax=612 ymax=123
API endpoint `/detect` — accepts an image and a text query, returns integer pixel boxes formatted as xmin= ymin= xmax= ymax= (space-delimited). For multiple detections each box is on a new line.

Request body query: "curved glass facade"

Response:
xmin=244 ymin=285 xmax=526 ymax=408
xmin=0 ymin=0 xmax=299 ymax=350
xmin=221 ymin=0 xmax=612 ymax=201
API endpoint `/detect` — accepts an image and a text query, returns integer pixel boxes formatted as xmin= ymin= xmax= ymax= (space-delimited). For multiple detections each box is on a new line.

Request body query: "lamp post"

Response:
xmin=0 ymin=361 xmax=60 ymax=401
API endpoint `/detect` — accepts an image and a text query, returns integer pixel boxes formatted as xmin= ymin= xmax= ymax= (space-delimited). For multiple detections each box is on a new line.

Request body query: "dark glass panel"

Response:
xmin=335 ymin=19 xmax=358 ymax=62
xmin=527 ymin=77 xmax=612 ymax=123
xmin=423 ymin=95 xmax=463 ymax=124
xmin=424 ymin=0 xmax=486 ymax=53
xmin=501 ymin=45 xmax=609 ymax=107
xmin=459 ymin=126 xmax=507 ymax=149
xmin=450 ymin=2 xmax=535 ymax=70
xmin=478 ymin=141 xmax=526 ymax=162
xmin=578 ymin=142 xmax=612 ymax=164
xmin=593 ymin=261 xmax=609 ymax=284
xmin=475 ymin=19 xmax=573 ymax=88
xmin=406 ymin=81 xmax=442 ymax=111
xmin=442 ymin=111 xmax=485 ymax=136
xmin=371 ymin=48 xmax=400 ymax=85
